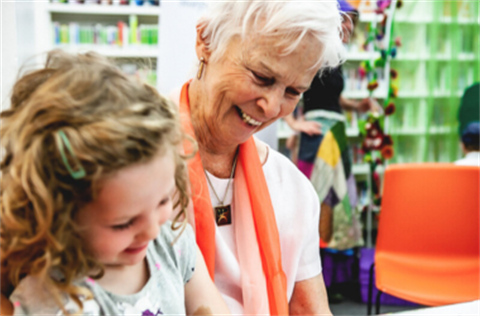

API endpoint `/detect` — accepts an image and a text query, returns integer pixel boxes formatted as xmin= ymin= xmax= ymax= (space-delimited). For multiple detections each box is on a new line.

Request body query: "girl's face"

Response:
xmin=192 ymin=33 xmax=321 ymax=150
xmin=76 ymin=150 xmax=177 ymax=267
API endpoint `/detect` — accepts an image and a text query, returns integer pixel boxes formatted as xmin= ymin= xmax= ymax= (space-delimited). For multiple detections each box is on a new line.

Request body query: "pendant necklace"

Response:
xmin=204 ymin=150 xmax=239 ymax=226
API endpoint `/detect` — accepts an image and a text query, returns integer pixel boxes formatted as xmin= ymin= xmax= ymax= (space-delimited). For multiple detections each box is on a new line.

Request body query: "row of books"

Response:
xmin=51 ymin=0 xmax=160 ymax=5
xmin=53 ymin=19 xmax=158 ymax=46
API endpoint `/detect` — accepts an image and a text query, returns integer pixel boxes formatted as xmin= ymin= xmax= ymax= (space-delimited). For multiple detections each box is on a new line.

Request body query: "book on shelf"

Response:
xmin=52 ymin=18 xmax=158 ymax=47
xmin=51 ymin=0 xmax=160 ymax=6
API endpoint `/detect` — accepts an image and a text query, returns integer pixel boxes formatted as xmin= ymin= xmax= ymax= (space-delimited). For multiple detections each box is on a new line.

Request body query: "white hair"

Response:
xmin=197 ymin=0 xmax=346 ymax=70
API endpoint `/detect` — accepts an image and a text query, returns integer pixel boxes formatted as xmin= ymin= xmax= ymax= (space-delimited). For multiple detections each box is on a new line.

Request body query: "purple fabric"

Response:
xmin=337 ymin=0 xmax=357 ymax=13
xmin=321 ymin=249 xmax=357 ymax=287
xmin=297 ymin=160 xmax=314 ymax=179
xmin=346 ymin=173 xmax=358 ymax=208
xmin=359 ymin=248 xmax=420 ymax=306
xmin=323 ymin=188 xmax=340 ymax=208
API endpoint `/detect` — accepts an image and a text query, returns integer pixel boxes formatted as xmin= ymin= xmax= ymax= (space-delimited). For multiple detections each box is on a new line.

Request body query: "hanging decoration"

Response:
xmin=357 ymin=0 xmax=401 ymax=206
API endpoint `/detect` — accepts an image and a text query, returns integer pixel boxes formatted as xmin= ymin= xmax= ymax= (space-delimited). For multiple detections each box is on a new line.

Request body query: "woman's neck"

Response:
xmin=188 ymin=80 xmax=239 ymax=178
xmin=199 ymin=145 xmax=238 ymax=179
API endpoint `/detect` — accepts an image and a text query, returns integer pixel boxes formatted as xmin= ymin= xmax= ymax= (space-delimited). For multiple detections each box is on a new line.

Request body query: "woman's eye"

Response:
xmin=252 ymin=71 xmax=274 ymax=85
xmin=286 ymin=87 xmax=301 ymax=97
xmin=112 ymin=220 xmax=134 ymax=231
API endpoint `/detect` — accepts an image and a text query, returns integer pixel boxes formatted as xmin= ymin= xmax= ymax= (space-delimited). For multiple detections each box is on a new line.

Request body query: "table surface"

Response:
xmin=385 ymin=300 xmax=479 ymax=315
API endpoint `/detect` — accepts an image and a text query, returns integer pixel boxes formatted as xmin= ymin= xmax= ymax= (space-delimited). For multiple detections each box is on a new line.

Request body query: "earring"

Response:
xmin=197 ymin=57 xmax=205 ymax=80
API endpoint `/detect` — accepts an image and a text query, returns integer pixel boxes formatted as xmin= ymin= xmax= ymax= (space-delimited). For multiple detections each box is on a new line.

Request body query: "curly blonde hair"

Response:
xmin=0 ymin=50 xmax=191 ymax=311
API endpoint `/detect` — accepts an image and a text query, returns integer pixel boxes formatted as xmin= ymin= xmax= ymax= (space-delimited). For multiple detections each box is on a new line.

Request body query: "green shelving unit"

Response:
xmin=388 ymin=0 xmax=479 ymax=163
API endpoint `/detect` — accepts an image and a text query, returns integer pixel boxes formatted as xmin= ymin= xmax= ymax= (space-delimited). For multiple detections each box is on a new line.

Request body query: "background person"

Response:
xmin=283 ymin=0 xmax=373 ymax=303
xmin=455 ymin=122 xmax=480 ymax=166
xmin=284 ymin=0 xmax=369 ymax=250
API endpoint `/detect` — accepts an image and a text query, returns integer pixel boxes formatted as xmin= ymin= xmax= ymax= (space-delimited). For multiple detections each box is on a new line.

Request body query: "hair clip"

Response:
xmin=55 ymin=130 xmax=86 ymax=179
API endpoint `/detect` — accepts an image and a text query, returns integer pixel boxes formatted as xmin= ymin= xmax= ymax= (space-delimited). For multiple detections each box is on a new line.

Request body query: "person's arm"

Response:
xmin=289 ymin=274 xmax=332 ymax=316
xmin=184 ymin=246 xmax=230 ymax=316
xmin=284 ymin=113 xmax=322 ymax=136
xmin=339 ymin=95 xmax=378 ymax=112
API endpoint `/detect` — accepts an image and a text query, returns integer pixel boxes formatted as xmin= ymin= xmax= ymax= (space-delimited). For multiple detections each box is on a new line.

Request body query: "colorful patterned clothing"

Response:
xmin=297 ymin=112 xmax=363 ymax=250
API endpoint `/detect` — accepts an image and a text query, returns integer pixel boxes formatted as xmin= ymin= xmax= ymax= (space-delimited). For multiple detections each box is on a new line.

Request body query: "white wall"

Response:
xmin=1 ymin=2 xmax=49 ymax=110
xmin=1 ymin=2 xmax=18 ymax=110
xmin=158 ymin=1 xmax=206 ymax=96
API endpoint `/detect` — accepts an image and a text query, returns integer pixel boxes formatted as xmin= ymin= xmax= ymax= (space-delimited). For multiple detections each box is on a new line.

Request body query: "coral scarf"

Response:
xmin=179 ymin=82 xmax=288 ymax=315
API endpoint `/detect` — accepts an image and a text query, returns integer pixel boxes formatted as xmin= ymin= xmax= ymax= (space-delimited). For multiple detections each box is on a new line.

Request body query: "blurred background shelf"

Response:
xmin=44 ymin=1 xmax=161 ymax=90
xmin=47 ymin=3 xmax=161 ymax=16
xmin=53 ymin=45 xmax=159 ymax=58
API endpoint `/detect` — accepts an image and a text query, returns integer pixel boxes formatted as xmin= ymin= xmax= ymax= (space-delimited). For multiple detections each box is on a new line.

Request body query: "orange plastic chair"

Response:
xmin=368 ymin=163 xmax=480 ymax=314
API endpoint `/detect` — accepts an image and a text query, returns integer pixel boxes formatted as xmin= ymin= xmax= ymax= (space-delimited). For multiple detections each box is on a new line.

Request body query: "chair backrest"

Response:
xmin=376 ymin=163 xmax=480 ymax=306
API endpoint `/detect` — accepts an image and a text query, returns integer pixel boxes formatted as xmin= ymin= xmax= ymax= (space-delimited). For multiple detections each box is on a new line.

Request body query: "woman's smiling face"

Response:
xmin=192 ymin=33 xmax=322 ymax=151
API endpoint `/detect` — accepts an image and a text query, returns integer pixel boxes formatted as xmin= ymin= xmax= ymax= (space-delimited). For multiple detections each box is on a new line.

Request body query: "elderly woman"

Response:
xmin=179 ymin=1 xmax=345 ymax=315
xmin=0 ymin=1 xmax=345 ymax=315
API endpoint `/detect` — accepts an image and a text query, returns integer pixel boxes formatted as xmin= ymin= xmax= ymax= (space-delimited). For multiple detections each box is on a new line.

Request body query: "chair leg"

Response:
xmin=375 ymin=290 xmax=383 ymax=315
xmin=367 ymin=263 xmax=375 ymax=315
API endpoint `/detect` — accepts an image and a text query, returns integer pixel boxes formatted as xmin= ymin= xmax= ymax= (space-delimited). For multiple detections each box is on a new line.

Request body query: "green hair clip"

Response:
xmin=55 ymin=130 xmax=86 ymax=179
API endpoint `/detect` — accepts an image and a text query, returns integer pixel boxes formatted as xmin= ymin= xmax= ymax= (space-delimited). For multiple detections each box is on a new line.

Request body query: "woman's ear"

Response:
xmin=195 ymin=24 xmax=212 ymax=61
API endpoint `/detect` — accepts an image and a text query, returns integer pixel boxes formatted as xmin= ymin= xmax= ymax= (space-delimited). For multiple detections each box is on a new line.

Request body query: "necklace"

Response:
xmin=204 ymin=150 xmax=239 ymax=226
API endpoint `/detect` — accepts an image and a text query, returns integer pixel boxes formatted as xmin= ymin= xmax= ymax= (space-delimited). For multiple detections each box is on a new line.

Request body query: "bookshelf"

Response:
xmin=37 ymin=1 xmax=161 ymax=90
xmin=47 ymin=3 xmax=161 ymax=15
xmin=387 ymin=0 xmax=479 ymax=163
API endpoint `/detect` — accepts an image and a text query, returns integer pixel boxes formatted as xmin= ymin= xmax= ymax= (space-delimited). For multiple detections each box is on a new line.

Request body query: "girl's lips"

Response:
xmin=124 ymin=244 xmax=148 ymax=254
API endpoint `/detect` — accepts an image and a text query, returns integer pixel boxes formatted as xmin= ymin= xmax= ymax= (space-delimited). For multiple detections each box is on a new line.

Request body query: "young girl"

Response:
xmin=0 ymin=50 xmax=230 ymax=315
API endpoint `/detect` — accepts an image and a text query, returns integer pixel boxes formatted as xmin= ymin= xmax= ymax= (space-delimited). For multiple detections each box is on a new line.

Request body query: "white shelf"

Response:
xmin=397 ymin=91 xmax=427 ymax=98
xmin=457 ymin=53 xmax=476 ymax=61
xmin=343 ymin=89 xmax=387 ymax=99
xmin=346 ymin=128 xmax=360 ymax=137
xmin=47 ymin=3 xmax=161 ymax=16
xmin=277 ymin=124 xmax=359 ymax=140
xmin=433 ymin=90 xmax=463 ymax=98
xmin=439 ymin=17 xmax=479 ymax=24
xmin=343 ymin=90 xmax=369 ymax=99
xmin=394 ymin=16 xmax=433 ymax=23
xmin=352 ymin=163 xmax=370 ymax=176
xmin=391 ymin=126 xmax=453 ymax=136
xmin=394 ymin=53 xmax=475 ymax=61
xmin=391 ymin=128 xmax=424 ymax=135
xmin=396 ymin=90 xmax=463 ymax=98
xmin=53 ymin=45 xmax=159 ymax=58
xmin=359 ymin=13 xmax=383 ymax=23
xmin=394 ymin=53 xmax=429 ymax=61
xmin=429 ymin=126 xmax=453 ymax=134
xmin=394 ymin=16 xmax=478 ymax=24
xmin=346 ymin=51 xmax=381 ymax=61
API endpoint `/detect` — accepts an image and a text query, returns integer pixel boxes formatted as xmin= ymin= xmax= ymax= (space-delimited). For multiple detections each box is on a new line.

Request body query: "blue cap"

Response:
xmin=338 ymin=0 xmax=357 ymax=13
xmin=461 ymin=122 xmax=480 ymax=146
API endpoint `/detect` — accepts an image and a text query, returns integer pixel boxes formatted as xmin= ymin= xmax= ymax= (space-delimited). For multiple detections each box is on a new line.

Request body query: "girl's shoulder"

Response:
xmin=149 ymin=221 xmax=197 ymax=283
xmin=10 ymin=275 xmax=101 ymax=316
xmin=152 ymin=220 xmax=196 ymax=256
xmin=156 ymin=220 xmax=194 ymax=244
